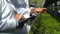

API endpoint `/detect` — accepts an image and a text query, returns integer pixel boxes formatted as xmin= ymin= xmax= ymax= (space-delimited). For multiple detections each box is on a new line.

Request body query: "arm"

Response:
xmin=13 ymin=0 xmax=47 ymax=29
xmin=0 ymin=0 xmax=16 ymax=30
xmin=14 ymin=0 xmax=47 ymax=21
xmin=0 ymin=0 xmax=23 ymax=31
xmin=15 ymin=0 xmax=30 ymax=18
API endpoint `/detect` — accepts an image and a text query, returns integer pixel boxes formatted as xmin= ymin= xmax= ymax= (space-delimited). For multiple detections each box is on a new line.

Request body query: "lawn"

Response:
xmin=29 ymin=0 xmax=60 ymax=34
xmin=29 ymin=12 xmax=60 ymax=34
xmin=29 ymin=0 xmax=45 ymax=7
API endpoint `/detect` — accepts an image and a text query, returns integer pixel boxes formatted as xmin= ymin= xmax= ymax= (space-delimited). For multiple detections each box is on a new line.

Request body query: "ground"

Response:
xmin=29 ymin=0 xmax=60 ymax=34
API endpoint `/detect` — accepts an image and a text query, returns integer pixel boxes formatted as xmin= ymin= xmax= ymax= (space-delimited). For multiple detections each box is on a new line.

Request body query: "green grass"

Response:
xmin=30 ymin=13 xmax=60 ymax=34
xmin=29 ymin=0 xmax=60 ymax=34
xmin=30 ymin=0 xmax=44 ymax=7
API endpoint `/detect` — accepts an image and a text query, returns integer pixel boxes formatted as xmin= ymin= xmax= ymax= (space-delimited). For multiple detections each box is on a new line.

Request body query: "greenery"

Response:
xmin=29 ymin=0 xmax=60 ymax=34
xmin=30 ymin=13 xmax=60 ymax=34
xmin=29 ymin=0 xmax=44 ymax=7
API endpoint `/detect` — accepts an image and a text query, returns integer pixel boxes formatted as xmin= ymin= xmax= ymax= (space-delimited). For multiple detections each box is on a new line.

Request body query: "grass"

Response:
xmin=30 ymin=0 xmax=44 ymax=7
xmin=29 ymin=12 xmax=60 ymax=34
xmin=29 ymin=0 xmax=60 ymax=34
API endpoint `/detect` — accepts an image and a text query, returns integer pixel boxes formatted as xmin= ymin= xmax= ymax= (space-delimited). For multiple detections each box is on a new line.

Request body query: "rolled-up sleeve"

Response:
xmin=17 ymin=8 xmax=30 ymax=19
xmin=15 ymin=0 xmax=30 ymax=19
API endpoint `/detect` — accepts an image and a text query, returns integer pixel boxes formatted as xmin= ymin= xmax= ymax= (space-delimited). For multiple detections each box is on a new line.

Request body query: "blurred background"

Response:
xmin=29 ymin=0 xmax=60 ymax=34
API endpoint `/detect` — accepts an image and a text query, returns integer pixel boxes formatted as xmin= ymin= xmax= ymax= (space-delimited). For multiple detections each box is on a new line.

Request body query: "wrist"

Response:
xmin=16 ymin=21 xmax=19 ymax=29
xmin=30 ymin=8 xmax=35 ymax=14
xmin=15 ymin=14 xmax=23 ymax=21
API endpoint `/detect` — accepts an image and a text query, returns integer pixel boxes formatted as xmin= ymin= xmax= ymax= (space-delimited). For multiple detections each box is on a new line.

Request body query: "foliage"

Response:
xmin=29 ymin=0 xmax=44 ymax=7
xmin=29 ymin=0 xmax=60 ymax=34
xmin=30 ymin=13 xmax=60 ymax=34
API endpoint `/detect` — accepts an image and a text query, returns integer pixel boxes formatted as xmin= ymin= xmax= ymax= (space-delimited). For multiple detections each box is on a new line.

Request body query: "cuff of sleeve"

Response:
xmin=23 ymin=8 xmax=30 ymax=19
xmin=30 ymin=7 xmax=34 ymax=9
xmin=16 ymin=21 xmax=19 ymax=26
xmin=30 ymin=7 xmax=37 ymax=16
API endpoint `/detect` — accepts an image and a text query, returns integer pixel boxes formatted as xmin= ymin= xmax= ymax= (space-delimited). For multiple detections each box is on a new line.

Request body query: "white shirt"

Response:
xmin=0 ymin=0 xmax=30 ymax=31
xmin=7 ymin=0 xmax=30 ymax=18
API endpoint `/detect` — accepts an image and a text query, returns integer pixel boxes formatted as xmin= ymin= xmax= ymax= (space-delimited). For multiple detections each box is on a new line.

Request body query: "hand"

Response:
xmin=31 ymin=8 xmax=47 ymax=15
xmin=34 ymin=8 xmax=47 ymax=12
xmin=15 ymin=14 xmax=23 ymax=21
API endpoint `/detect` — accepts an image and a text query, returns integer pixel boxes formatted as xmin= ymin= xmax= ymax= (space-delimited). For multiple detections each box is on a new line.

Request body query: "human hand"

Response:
xmin=15 ymin=14 xmax=23 ymax=21
xmin=31 ymin=8 xmax=47 ymax=15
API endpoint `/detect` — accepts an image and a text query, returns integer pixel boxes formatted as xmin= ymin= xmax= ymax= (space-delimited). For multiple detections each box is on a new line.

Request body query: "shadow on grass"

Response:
xmin=47 ymin=9 xmax=60 ymax=22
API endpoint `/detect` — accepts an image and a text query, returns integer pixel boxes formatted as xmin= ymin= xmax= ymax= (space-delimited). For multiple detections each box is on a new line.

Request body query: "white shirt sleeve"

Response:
xmin=17 ymin=8 xmax=30 ymax=19
xmin=6 ymin=0 xmax=31 ymax=19
xmin=16 ymin=0 xmax=30 ymax=19
xmin=0 ymin=0 xmax=17 ymax=31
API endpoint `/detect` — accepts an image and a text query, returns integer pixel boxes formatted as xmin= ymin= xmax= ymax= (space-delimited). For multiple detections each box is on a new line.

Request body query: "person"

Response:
xmin=0 ymin=0 xmax=47 ymax=34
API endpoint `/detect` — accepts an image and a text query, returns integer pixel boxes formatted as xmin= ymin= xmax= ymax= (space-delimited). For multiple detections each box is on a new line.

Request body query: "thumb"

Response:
xmin=15 ymin=14 xmax=23 ymax=21
xmin=42 ymin=8 xmax=47 ymax=10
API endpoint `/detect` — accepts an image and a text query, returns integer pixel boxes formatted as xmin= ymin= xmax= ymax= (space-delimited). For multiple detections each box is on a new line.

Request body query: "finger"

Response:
xmin=36 ymin=9 xmax=44 ymax=13
xmin=34 ymin=8 xmax=43 ymax=12
xmin=42 ymin=8 xmax=47 ymax=10
xmin=33 ymin=11 xmax=37 ymax=15
xmin=34 ymin=11 xmax=40 ymax=15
